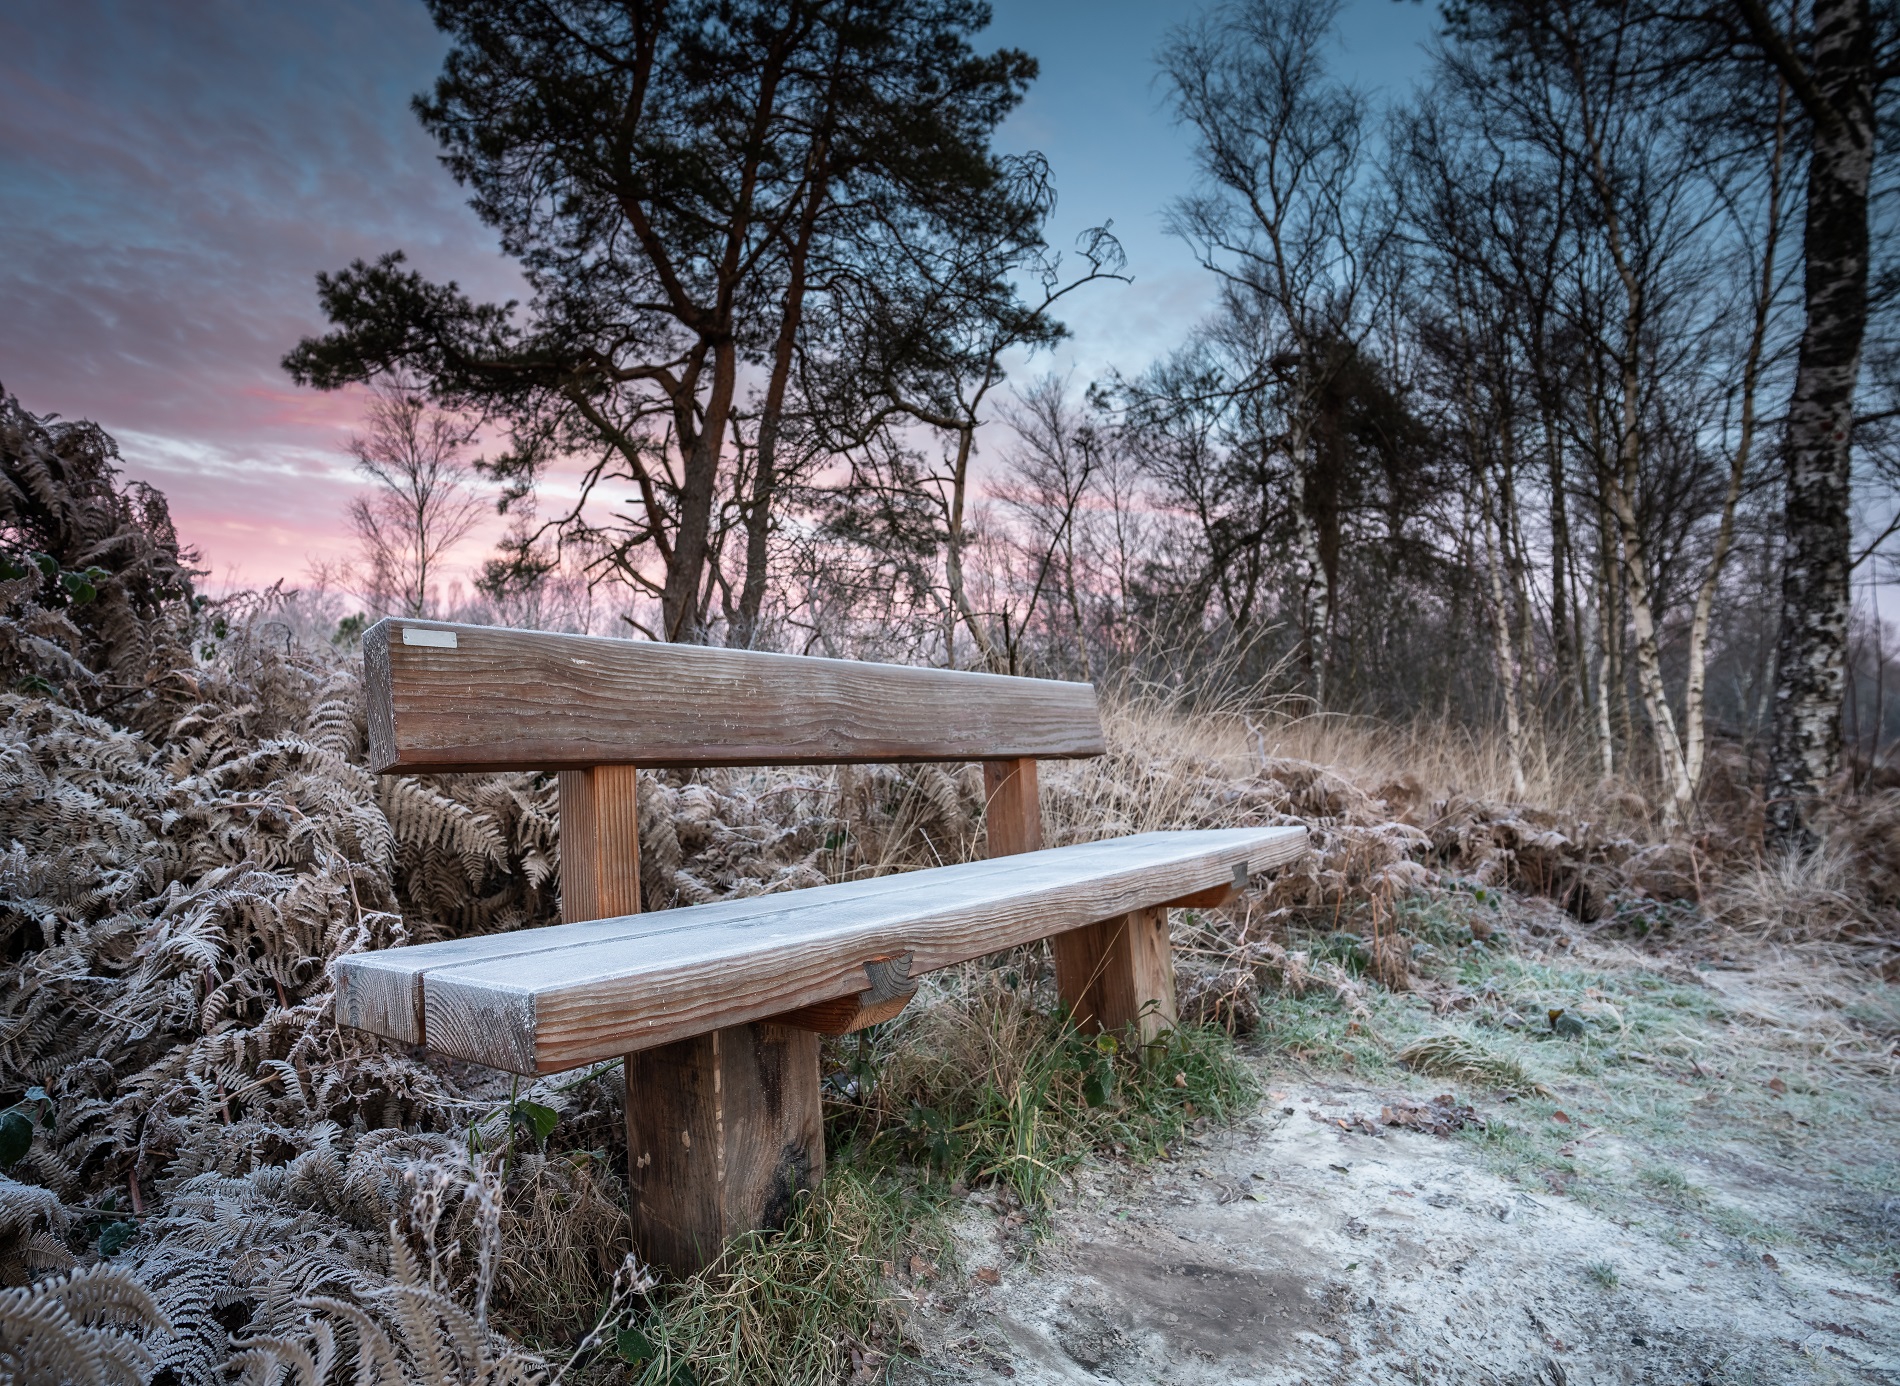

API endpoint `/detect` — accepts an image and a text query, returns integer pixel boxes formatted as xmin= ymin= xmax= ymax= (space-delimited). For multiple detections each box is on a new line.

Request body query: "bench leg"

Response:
xmin=1051 ymin=906 xmax=1177 ymax=1050
xmin=623 ymin=1020 xmax=824 ymax=1279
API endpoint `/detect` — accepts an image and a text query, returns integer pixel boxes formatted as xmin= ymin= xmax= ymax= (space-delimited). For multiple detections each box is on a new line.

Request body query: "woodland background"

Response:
xmin=282 ymin=0 xmax=1900 ymax=842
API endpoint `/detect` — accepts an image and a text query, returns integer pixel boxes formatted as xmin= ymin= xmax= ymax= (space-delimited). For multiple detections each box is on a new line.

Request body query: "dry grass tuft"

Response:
xmin=1397 ymin=1034 xmax=1546 ymax=1096
xmin=1712 ymin=846 xmax=1873 ymax=943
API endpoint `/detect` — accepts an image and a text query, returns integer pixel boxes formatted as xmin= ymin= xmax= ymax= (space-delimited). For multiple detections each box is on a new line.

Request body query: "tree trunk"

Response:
xmin=1477 ymin=464 xmax=1529 ymax=798
xmin=1605 ymin=342 xmax=1695 ymax=822
xmin=1686 ymin=80 xmax=1788 ymax=794
xmin=1542 ymin=404 xmax=1575 ymax=714
xmin=943 ymin=424 xmax=1002 ymax=670
xmin=1764 ymin=0 xmax=1875 ymax=848
xmin=735 ymin=141 xmax=830 ymax=650
xmin=1289 ymin=430 xmax=1329 ymax=704
xmin=662 ymin=341 xmax=737 ymax=644
xmin=1594 ymin=511 xmax=1618 ymax=782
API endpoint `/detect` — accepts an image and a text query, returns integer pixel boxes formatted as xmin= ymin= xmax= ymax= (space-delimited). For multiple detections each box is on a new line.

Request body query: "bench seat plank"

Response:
xmin=336 ymin=827 xmax=1305 ymax=1075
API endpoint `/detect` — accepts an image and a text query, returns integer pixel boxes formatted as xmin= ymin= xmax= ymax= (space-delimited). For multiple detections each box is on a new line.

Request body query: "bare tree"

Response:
xmin=1160 ymin=0 xmax=1392 ymax=703
xmin=348 ymin=381 xmax=486 ymax=618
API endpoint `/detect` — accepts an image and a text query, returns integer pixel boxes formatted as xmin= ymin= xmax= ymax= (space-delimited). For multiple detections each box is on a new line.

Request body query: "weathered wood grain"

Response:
xmin=1050 ymin=907 xmax=1176 ymax=1048
xmin=560 ymin=765 xmax=642 ymax=923
xmin=983 ymin=757 xmax=1043 ymax=857
xmin=545 ymin=760 xmax=821 ymax=1280
xmin=336 ymin=827 xmax=1305 ymax=1074
xmin=362 ymin=619 xmax=1104 ymax=773
xmin=624 ymin=1021 xmax=823 ymax=1279
xmin=336 ymin=841 xmax=1165 ymax=1045
xmin=1159 ymin=860 xmax=1249 ymax=911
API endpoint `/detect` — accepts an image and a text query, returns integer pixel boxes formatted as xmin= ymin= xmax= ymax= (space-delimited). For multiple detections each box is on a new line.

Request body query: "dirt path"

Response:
xmin=894 ymin=922 xmax=1900 ymax=1386
xmin=898 ymin=1075 xmax=1896 ymax=1384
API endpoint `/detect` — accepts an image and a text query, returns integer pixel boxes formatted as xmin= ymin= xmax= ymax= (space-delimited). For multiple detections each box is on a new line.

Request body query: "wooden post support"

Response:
xmin=1047 ymin=907 xmax=1176 ymax=1049
xmin=624 ymin=1020 xmax=822 ymax=1278
xmin=558 ymin=766 xmax=643 ymax=922
xmin=558 ymin=764 xmax=822 ymax=1279
xmin=983 ymin=757 xmax=1043 ymax=857
xmin=985 ymin=757 xmax=1177 ymax=1049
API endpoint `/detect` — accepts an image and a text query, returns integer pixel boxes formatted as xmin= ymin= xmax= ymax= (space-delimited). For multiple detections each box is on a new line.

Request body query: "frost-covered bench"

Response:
xmin=335 ymin=619 xmax=1307 ymax=1275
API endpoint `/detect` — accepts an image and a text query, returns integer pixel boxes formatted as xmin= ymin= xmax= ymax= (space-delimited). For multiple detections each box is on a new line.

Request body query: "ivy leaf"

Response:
xmin=616 ymin=1326 xmax=656 ymax=1366
xmin=97 ymin=1220 xmax=138 ymax=1257
xmin=0 ymin=1109 xmax=32 ymax=1167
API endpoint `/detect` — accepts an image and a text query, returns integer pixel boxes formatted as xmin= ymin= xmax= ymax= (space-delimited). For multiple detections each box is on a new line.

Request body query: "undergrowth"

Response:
xmin=833 ymin=970 xmax=1256 ymax=1207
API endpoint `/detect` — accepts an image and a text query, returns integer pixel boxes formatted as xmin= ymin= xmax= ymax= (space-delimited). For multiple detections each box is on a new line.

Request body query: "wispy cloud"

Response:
xmin=0 ymin=0 xmax=521 ymax=586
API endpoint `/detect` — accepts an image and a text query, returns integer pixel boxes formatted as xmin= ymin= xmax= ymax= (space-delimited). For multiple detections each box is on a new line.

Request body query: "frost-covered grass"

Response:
xmin=1233 ymin=881 xmax=1899 ymax=1297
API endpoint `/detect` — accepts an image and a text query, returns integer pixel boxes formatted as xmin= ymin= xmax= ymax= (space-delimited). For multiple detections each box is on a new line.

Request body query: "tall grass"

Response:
xmin=833 ymin=968 xmax=1256 ymax=1204
xmin=1040 ymin=690 xmax=1624 ymax=851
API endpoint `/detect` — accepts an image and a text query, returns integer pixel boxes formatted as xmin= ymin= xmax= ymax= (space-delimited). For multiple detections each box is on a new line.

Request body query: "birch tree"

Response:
xmin=1159 ymin=0 xmax=1389 ymax=703
xmin=1731 ymin=0 xmax=1893 ymax=845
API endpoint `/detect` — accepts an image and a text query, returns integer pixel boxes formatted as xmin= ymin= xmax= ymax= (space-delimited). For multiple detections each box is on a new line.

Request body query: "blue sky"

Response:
xmin=0 ymin=0 xmax=1440 ymax=585
xmin=986 ymin=0 xmax=1438 ymax=381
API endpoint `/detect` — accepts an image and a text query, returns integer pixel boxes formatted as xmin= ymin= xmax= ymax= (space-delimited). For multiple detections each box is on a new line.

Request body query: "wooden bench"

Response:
xmin=335 ymin=619 xmax=1307 ymax=1275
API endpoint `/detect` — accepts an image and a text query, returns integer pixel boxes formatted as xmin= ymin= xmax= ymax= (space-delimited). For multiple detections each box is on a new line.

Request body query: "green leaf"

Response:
xmin=616 ymin=1327 xmax=656 ymax=1366
xmin=97 ymin=1220 xmax=137 ymax=1257
xmin=0 ymin=1110 xmax=32 ymax=1167
xmin=511 ymin=1099 xmax=558 ymax=1146
xmin=1082 ymin=1067 xmax=1115 ymax=1108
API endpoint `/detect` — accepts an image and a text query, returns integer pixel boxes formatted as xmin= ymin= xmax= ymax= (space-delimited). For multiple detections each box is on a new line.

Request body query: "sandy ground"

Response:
xmin=894 ymin=1071 xmax=1900 ymax=1385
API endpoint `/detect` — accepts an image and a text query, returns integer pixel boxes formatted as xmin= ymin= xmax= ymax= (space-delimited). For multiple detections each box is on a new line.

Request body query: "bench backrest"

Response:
xmin=364 ymin=619 xmax=1106 ymax=774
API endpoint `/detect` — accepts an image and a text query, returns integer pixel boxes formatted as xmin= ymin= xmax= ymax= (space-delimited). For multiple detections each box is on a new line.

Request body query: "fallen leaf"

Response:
xmin=1828 ymin=1287 xmax=1894 ymax=1307
xmin=1173 ymin=1072 xmax=1188 ymax=1088
xmin=973 ymin=1267 xmax=1001 ymax=1286
xmin=1761 ymin=1253 xmax=1779 ymax=1270
xmin=1551 ymin=1110 xmax=1571 ymax=1124
xmin=1767 ymin=1077 xmax=1787 ymax=1095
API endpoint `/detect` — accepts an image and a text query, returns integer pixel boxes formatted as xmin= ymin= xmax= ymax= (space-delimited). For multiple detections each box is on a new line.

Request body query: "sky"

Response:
xmin=0 ymin=0 xmax=1440 ymax=592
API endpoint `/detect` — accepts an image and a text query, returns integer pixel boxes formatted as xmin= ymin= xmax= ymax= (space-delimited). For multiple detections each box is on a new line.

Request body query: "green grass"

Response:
xmin=829 ymin=976 xmax=1257 ymax=1212
xmin=614 ymin=1169 xmax=937 ymax=1386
